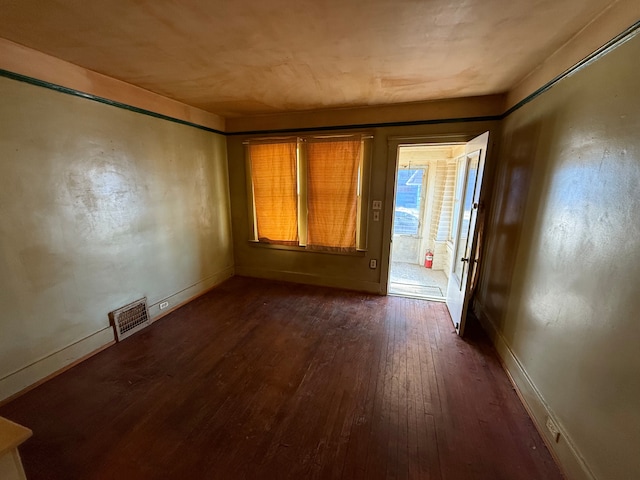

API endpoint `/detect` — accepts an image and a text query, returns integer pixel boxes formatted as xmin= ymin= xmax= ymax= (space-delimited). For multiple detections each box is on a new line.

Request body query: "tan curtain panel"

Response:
xmin=249 ymin=142 xmax=298 ymax=245
xmin=306 ymin=138 xmax=361 ymax=251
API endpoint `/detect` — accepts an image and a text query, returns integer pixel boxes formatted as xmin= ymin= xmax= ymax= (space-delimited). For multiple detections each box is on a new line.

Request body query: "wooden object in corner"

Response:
xmin=0 ymin=417 xmax=32 ymax=480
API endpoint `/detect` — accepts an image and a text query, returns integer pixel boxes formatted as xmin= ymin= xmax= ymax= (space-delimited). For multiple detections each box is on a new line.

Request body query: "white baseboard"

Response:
xmin=147 ymin=266 xmax=235 ymax=320
xmin=235 ymin=266 xmax=381 ymax=294
xmin=0 ymin=266 xmax=235 ymax=404
xmin=473 ymin=300 xmax=596 ymax=480
xmin=0 ymin=327 xmax=115 ymax=403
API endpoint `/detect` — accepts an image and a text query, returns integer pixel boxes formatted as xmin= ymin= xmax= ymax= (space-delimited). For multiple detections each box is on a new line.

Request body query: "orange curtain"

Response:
xmin=249 ymin=142 xmax=298 ymax=245
xmin=306 ymin=139 xmax=361 ymax=250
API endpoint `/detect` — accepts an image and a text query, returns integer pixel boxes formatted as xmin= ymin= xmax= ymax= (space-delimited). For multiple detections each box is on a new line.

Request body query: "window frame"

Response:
xmin=245 ymin=134 xmax=372 ymax=254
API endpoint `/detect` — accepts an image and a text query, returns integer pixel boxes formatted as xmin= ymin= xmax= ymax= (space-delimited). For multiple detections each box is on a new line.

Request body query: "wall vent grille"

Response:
xmin=109 ymin=297 xmax=150 ymax=341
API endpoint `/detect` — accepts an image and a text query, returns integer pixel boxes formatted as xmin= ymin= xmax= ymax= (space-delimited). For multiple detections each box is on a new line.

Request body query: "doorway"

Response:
xmin=386 ymin=133 xmax=490 ymax=334
xmin=388 ymin=144 xmax=465 ymax=301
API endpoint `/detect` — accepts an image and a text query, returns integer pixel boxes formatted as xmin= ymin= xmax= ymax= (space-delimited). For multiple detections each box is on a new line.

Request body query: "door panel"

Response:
xmin=445 ymin=132 xmax=489 ymax=335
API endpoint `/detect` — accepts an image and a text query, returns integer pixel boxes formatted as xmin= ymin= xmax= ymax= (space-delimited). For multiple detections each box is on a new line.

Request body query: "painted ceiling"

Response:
xmin=0 ymin=0 xmax=617 ymax=117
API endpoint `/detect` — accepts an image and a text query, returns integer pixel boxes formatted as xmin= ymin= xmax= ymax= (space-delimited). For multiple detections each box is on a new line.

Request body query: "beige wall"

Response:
xmin=0 ymin=77 xmax=233 ymax=401
xmin=476 ymin=32 xmax=640 ymax=480
xmin=0 ymin=37 xmax=225 ymax=132
xmin=228 ymin=121 xmax=498 ymax=294
xmin=226 ymin=95 xmax=503 ymax=133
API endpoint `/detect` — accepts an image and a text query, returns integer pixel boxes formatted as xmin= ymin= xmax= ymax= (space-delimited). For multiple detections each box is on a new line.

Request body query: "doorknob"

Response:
xmin=461 ymin=257 xmax=469 ymax=263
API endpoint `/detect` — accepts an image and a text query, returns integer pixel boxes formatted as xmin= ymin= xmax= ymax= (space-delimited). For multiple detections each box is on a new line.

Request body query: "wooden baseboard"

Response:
xmin=472 ymin=300 xmax=596 ymax=480
xmin=0 ymin=267 xmax=235 ymax=406
xmin=0 ymin=328 xmax=115 ymax=406
xmin=234 ymin=266 xmax=381 ymax=294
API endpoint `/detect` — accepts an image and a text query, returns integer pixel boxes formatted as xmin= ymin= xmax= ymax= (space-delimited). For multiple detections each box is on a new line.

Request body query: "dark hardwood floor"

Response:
xmin=0 ymin=276 xmax=563 ymax=480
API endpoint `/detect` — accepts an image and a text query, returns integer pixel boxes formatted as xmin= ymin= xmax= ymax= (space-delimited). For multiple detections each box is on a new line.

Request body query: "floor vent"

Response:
xmin=109 ymin=297 xmax=150 ymax=341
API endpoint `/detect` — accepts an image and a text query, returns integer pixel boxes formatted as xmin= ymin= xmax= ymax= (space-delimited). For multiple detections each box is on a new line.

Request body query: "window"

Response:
xmin=246 ymin=135 xmax=370 ymax=252
xmin=393 ymin=168 xmax=425 ymax=235
xmin=248 ymin=141 xmax=298 ymax=244
xmin=450 ymin=154 xmax=467 ymax=243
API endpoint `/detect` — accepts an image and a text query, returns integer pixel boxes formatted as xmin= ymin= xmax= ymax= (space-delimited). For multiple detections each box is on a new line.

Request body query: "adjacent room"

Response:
xmin=0 ymin=1 xmax=638 ymax=479
xmin=389 ymin=144 xmax=461 ymax=300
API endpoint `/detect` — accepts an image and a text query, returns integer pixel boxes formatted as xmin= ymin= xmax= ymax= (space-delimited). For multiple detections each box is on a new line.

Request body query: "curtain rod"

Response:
xmin=243 ymin=134 xmax=373 ymax=144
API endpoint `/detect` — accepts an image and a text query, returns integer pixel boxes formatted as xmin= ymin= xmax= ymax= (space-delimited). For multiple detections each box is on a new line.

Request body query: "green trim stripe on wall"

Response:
xmin=225 ymin=115 xmax=503 ymax=136
xmin=0 ymin=68 xmax=225 ymax=136
xmin=1 ymin=19 xmax=638 ymax=136
xmin=502 ymin=19 xmax=640 ymax=118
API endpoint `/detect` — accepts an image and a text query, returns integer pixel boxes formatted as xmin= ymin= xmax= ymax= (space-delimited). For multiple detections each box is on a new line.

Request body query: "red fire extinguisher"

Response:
xmin=424 ymin=250 xmax=434 ymax=269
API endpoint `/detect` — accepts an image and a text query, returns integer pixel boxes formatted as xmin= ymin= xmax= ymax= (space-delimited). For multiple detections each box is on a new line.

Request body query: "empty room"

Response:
xmin=0 ymin=1 xmax=638 ymax=479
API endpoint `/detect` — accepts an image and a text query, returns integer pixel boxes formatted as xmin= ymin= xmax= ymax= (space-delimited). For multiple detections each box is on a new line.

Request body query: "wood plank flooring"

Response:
xmin=0 ymin=276 xmax=563 ymax=479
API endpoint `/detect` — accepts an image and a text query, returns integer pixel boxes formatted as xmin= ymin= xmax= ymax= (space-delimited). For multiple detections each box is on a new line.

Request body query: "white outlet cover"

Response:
xmin=545 ymin=417 xmax=560 ymax=442
xmin=373 ymin=211 xmax=380 ymax=221
xmin=372 ymin=200 xmax=382 ymax=210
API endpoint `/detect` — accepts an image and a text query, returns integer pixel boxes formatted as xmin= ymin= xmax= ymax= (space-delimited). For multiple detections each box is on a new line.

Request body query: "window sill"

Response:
xmin=393 ymin=234 xmax=420 ymax=239
xmin=247 ymin=240 xmax=367 ymax=257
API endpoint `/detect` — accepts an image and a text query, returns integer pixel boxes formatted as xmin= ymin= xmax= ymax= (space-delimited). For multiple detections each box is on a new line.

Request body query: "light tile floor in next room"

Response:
xmin=389 ymin=261 xmax=449 ymax=299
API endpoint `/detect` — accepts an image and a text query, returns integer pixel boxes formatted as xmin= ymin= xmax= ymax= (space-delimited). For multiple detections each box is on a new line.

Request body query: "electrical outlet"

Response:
xmin=369 ymin=259 xmax=377 ymax=269
xmin=159 ymin=301 xmax=169 ymax=310
xmin=545 ymin=417 xmax=561 ymax=443
xmin=372 ymin=200 xmax=382 ymax=210
xmin=373 ymin=211 xmax=380 ymax=221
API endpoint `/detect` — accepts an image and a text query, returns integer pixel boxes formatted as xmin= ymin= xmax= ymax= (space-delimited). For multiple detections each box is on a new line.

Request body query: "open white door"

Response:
xmin=445 ymin=132 xmax=489 ymax=335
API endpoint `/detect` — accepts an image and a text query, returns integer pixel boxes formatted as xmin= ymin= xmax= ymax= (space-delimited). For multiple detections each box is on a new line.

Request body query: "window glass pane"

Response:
xmin=249 ymin=142 xmax=298 ymax=245
xmin=393 ymin=168 xmax=424 ymax=235
xmin=453 ymin=156 xmax=478 ymax=283
xmin=450 ymin=157 xmax=465 ymax=241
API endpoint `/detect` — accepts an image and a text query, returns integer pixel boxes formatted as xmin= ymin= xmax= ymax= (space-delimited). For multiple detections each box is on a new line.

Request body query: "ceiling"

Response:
xmin=0 ymin=0 xmax=615 ymax=118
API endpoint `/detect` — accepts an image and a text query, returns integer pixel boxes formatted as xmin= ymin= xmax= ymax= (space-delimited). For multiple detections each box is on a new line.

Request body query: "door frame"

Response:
xmin=381 ymin=134 xmax=472 ymax=296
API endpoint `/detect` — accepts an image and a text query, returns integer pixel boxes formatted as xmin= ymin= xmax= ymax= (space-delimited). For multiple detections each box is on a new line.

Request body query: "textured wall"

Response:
xmin=476 ymin=33 xmax=640 ymax=480
xmin=0 ymin=77 xmax=233 ymax=398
